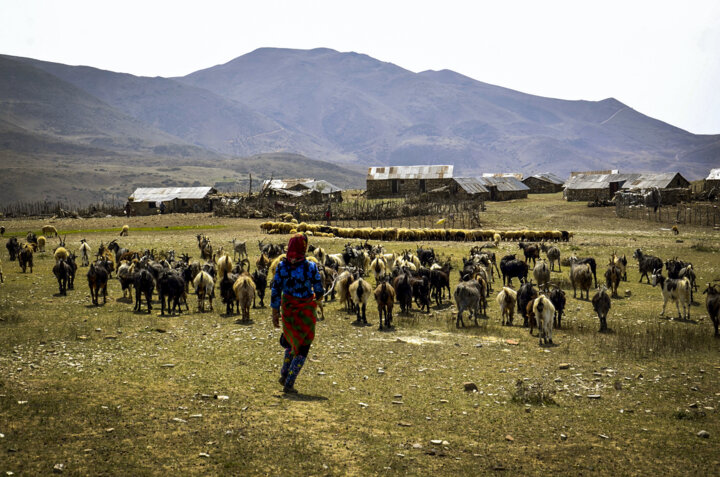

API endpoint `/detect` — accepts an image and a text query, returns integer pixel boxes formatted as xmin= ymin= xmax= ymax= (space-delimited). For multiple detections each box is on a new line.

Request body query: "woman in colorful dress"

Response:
xmin=271 ymin=234 xmax=324 ymax=394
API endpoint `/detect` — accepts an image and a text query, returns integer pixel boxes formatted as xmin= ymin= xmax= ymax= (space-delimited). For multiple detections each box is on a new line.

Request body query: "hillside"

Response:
xmin=1 ymin=47 xmax=717 ymax=206
xmin=180 ymin=47 xmax=719 ymax=178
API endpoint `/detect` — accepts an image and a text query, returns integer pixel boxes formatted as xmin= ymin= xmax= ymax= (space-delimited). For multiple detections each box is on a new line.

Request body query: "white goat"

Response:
xmin=496 ymin=287 xmax=517 ymax=326
xmin=651 ymin=269 xmax=691 ymax=320
xmin=79 ymin=240 xmax=91 ymax=267
xmin=533 ymin=295 xmax=556 ymax=346
xmin=193 ymin=271 xmax=215 ymax=312
xmin=349 ymin=277 xmax=373 ymax=324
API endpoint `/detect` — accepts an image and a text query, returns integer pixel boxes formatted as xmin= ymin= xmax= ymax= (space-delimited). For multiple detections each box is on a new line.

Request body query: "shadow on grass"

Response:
xmin=659 ymin=316 xmax=698 ymax=325
xmin=279 ymin=393 xmax=329 ymax=402
xmin=351 ymin=320 xmax=373 ymax=327
xmin=234 ymin=319 xmax=255 ymax=326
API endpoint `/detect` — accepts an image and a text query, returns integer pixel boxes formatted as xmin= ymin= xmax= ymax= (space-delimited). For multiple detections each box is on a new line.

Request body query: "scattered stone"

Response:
xmin=506 ymin=339 xmax=519 ymax=345
xmin=392 ymin=401 xmax=404 ymax=405
xmin=505 ymin=435 xmax=514 ymax=442
xmin=691 ymin=386 xmax=699 ymax=391
xmin=398 ymin=422 xmax=412 ymax=427
xmin=105 ymin=428 xmax=114 ymax=433
xmin=52 ymin=464 xmax=64 ymax=474
xmin=161 ymin=364 xmax=175 ymax=368
xmin=412 ymin=443 xmax=423 ymax=449
xmin=464 ymin=382 xmax=478 ymax=392
xmin=440 ymin=399 xmax=449 ymax=403
xmin=358 ymin=402 xmax=369 ymax=408
xmin=317 ymin=372 xmax=326 ymax=376
xmin=199 ymin=452 xmax=210 ymax=458
xmin=475 ymin=343 xmax=483 ymax=348
xmin=396 ymin=453 xmax=405 ymax=458
xmin=598 ymin=434 xmax=609 ymax=439
xmin=697 ymin=430 xmax=710 ymax=439
xmin=689 ymin=402 xmax=699 ymax=409
xmin=493 ymin=464 xmax=506 ymax=471
xmin=154 ymin=328 xmax=166 ymax=333
xmin=560 ymin=433 xmax=567 ymax=441
xmin=189 ymin=414 xmax=203 ymax=419
xmin=394 ymin=394 xmax=402 ymax=399
xmin=588 ymin=394 xmax=601 ymax=399
xmin=77 ymin=335 xmax=88 ymax=341
xmin=430 ymin=439 xmax=443 ymax=445
xmin=558 ymin=363 xmax=570 ymax=369
xmin=172 ymin=418 xmax=187 ymax=423
xmin=215 ymin=395 xmax=229 ymax=400
xmin=625 ymin=290 xmax=632 ymax=297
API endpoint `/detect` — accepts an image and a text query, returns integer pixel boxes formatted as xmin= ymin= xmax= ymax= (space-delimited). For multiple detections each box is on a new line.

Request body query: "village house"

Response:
xmin=366 ymin=165 xmax=454 ymax=199
xmin=129 ymin=187 xmax=216 ymax=215
xmin=522 ymin=173 xmax=565 ymax=193
xmin=261 ymin=178 xmax=343 ymax=204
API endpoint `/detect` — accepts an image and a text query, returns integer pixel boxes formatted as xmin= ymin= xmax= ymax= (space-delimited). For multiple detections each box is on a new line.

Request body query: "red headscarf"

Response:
xmin=286 ymin=233 xmax=308 ymax=263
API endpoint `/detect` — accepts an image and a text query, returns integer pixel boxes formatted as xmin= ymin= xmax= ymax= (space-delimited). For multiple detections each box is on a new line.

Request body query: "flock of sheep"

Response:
xmin=1 ymin=222 xmax=719 ymax=342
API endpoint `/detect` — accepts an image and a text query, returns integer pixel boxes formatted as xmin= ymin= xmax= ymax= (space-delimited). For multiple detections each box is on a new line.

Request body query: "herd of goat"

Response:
xmin=2 ymin=227 xmax=720 ymax=342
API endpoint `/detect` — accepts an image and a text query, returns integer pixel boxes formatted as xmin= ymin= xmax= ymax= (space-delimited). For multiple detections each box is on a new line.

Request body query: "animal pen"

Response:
xmin=615 ymin=202 xmax=720 ymax=227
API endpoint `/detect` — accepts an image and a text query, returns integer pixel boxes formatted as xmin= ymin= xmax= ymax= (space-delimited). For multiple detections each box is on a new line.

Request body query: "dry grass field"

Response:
xmin=1 ymin=194 xmax=719 ymax=476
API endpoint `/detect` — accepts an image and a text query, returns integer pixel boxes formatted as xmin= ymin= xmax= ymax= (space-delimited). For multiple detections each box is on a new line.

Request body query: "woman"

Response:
xmin=271 ymin=234 xmax=324 ymax=394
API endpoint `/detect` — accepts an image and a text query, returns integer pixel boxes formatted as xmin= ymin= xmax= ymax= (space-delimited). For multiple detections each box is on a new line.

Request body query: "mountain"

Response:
xmin=1 ymin=47 xmax=717 ymax=206
xmin=179 ymin=47 xmax=718 ymax=178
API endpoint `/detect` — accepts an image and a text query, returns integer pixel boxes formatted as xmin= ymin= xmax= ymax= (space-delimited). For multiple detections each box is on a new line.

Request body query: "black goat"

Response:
xmin=392 ymin=271 xmax=413 ymax=314
xmin=416 ymin=247 xmax=436 ymax=267
xmin=53 ymin=258 xmax=72 ymax=295
xmin=633 ymin=249 xmax=662 ymax=284
xmin=592 ymin=286 xmax=611 ymax=332
xmin=87 ymin=260 xmax=109 ymax=306
xmin=220 ymin=272 xmax=239 ymax=315
xmin=519 ymin=242 xmax=540 ymax=265
xmin=6 ymin=237 xmax=20 ymax=261
xmin=18 ymin=244 xmax=33 ymax=273
xmin=66 ymin=252 xmax=77 ymax=290
xmin=703 ymin=283 xmax=720 ymax=337
xmin=411 ymin=275 xmax=431 ymax=313
xmin=157 ymin=270 xmax=187 ymax=316
xmin=517 ymin=282 xmax=538 ymax=328
xmin=500 ymin=256 xmax=528 ymax=287
xmin=252 ymin=268 xmax=268 ymax=308
xmin=133 ymin=268 xmax=155 ymax=313
xmin=548 ymin=287 xmax=566 ymax=328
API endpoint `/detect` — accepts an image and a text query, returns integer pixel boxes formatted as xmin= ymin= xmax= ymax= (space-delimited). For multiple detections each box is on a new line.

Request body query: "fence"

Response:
xmin=214 ymin=195 xmax=486 ymax=228
xmin=0 ymin=200 xmax=125 ymax=219
xmin=615 ymin=202 xmax=720 ymax=227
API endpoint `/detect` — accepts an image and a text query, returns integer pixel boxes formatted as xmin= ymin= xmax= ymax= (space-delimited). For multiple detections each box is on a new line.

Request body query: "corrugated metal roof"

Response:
xmin=367 ymin=165 xmax=453 ymax=180
xmin=130 ymin=187 xmax=215 ymax=202
xmin=453 ymin=177 xmax=489 ymax=194
xmin=707 ymin=168 xmax=720 ymax=180
xmin=479 ymin=176 xmax=530 ymax=191
xmin=263 ymin=178 xmax=342 ymax=194
xmin=262 ymin=178 xmax=314 ymax=190
xmin=622 ymin=173 xmax=686 ymax=190
xmin=564 ymin=173 xmax=641 ymax=190
xmin=482 ymin=172 xmax=524 ymax=180
xmin=525 ymin=172 xmax=564 ymax=185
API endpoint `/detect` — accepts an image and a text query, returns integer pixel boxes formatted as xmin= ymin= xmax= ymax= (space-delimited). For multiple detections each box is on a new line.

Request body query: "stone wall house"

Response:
xmin=523 ymin=173 xmax=564 ymax=193
xmin=129 ymin=187 xmax=216 ymax=215
xmin=478 ymin=177 xmax=529 ymax=201
xmin=366 ymin=165 xmax=454 ymax=199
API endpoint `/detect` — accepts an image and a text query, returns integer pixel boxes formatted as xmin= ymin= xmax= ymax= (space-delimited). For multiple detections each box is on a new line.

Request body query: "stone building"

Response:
xmin=129 ymin=187 xmax=216 ymax=215
xmin=522 ymin=173 xmax=565 ymax=193
xmin=478 ymin=176 xmax=529 ymax=201
xmin=261 ymin=178 xmax=343 ymax=204
xmin=564 ymin=172 xmax=690 ymax=202
xmin=366 ymin=165 xmax=454 ymax=199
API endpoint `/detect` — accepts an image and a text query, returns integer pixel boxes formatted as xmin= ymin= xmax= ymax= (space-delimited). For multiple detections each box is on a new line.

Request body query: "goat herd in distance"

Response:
xmin=1 ymin=224 xmax=719 ymax=343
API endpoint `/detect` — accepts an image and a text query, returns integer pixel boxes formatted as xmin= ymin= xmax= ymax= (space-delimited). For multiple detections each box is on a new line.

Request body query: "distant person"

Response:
xmin=270 ymin=234 xmax=324 ymax=394
xmin=325 ymin=205 xmax=332 ymax=225
xmin=124 ymin=201 xmax=132 ymax=218
xmin=159 ymin=202 xmax=166 ymax=215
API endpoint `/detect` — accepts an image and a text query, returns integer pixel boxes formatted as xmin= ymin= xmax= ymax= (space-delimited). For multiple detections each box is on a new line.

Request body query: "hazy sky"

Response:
xmin=3 ymin=0 xmax=719 ymax=134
